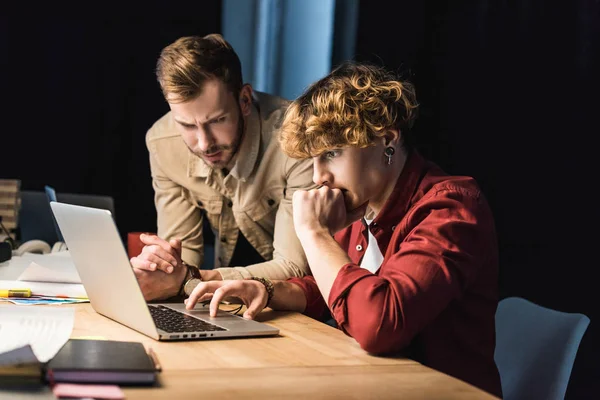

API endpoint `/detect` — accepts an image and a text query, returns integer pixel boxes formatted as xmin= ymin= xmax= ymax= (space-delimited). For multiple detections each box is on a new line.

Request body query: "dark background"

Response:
xmin=353 ymin=2 xmax=599 ymax=398
xmin=2 ymin=2 xmax=598 ymax=398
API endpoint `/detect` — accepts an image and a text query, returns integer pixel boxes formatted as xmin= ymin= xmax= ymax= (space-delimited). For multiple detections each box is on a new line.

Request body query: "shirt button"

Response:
xmin=356 ymin=244 xmax=363 ymax=251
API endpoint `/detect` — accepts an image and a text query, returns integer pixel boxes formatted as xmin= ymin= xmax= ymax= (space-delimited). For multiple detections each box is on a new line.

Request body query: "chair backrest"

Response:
xmin=58 ymin=192 xmax=115 ymax=218
xmin=19 ymin=190 xmax=115 ymax=245
xmin=494 ymin=296 xmax=590 ymax=400
xmin=19 ymin=190 xmax=57 ymax=244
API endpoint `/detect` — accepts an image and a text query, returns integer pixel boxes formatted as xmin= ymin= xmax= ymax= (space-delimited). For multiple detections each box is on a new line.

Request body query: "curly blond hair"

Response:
xmin=279 ymin=62 xmax=418 ymax=158
xmin=156 ymin=34 xmax=243 ymax=103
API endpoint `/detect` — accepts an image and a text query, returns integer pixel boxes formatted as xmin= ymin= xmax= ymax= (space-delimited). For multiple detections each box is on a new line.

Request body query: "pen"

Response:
xmin=52 ymin=295 xmax=89 ymax=300
xmin=147 ymin=347 xmax=162 ymax=372
xmin=0 ymin=288 xmax=32 ymax=298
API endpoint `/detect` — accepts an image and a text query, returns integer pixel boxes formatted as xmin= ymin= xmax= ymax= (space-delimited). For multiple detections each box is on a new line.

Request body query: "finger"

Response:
xmin=169 ymin=239 xmax=184 ymax=268
xmin=169 ymin=238 xmax=182 ymax=252
xmin=292 ymin=189 xmax=308 ymax=203
xmin=184 ymin=292 xmax=213 ymax=307
xmin=209 ymin=284 xmax=239 ymax=317
xmin=186 ymin=292 xmax=214 ymax=303
xmin=139 ymin=234 xmax=177 ymax=254
xmin=186 ymin=281 xmax=227 ymax=310
xmin=142 ymin=245 xmax=179 ymax=272
xmin=133 ymin=266 xmax=165 ymax=278
xmin=207 ymin=280 xmax=250 ymax=316
xmin=141 ymin=244 xmax=178 ymax=264
xmin=130 ymin=256 xmax=159 ymax=271
xmin=198 ymin=293 xmax=214 ymax=303
xmin=243 ymin=296 xmax=267 ymax=320
xmin=329 ymin=187 xmax=343 ymax=198
xmin=135 ymin=251 xmax=171 ymax=273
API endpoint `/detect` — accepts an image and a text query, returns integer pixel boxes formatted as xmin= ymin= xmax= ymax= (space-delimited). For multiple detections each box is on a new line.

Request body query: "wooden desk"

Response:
xmin=69 ymin=303 xmax=497 ymax=399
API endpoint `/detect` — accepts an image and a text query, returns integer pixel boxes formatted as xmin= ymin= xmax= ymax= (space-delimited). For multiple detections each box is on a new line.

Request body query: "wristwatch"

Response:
xmin=180 ymin=263 xmax=202 ymax=297
xmin=248 ymin=276 xmax=274 ymax=307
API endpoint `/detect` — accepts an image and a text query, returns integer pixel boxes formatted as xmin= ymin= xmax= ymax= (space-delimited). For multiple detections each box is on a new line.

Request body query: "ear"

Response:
xmin=239 ymin=84 xmax=253 ymax=117
xmin=383 ymin=129 xmax=400 ymax=147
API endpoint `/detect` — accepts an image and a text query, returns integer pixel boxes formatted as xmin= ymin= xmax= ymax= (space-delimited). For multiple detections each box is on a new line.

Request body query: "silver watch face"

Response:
xmin=184 ymin=278 xmax=202 ymax=296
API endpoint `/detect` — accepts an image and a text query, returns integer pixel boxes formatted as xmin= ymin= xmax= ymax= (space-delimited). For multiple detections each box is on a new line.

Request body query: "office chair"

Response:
xmin=19 ymin=191 xmax=58 ymax=245
xmin=19 ymin=190 xmax=115 ymax=245
xmin=494 ymin=296 xmax=590 ymax=400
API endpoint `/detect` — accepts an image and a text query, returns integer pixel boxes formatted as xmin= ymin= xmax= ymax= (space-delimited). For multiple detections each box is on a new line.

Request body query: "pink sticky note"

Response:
xmin=52 ymin=383 xmax=125 ymax=399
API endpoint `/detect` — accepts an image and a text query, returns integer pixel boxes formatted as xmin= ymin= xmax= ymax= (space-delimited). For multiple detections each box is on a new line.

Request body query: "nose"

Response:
xmin=196 ymin=126 xmax=215 ymax=153
xmin=312 ymin=160 xmax=333 ymax=186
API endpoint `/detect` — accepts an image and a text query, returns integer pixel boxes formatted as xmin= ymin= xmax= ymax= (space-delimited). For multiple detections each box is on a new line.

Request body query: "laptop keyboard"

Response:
xmin=148 ymin=305 xmax=227 ymax=333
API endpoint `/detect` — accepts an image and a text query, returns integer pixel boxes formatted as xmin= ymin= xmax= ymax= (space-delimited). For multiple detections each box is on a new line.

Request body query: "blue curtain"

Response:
xmin=223 ymin=0 xmax=352 ymax=100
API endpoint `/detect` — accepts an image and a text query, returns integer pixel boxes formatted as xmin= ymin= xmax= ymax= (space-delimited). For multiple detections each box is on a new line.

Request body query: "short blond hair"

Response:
xmin=279 ymin=62 xmax=418 ymax=158
xmin=156 ymin=34 xmax=243 ymax=103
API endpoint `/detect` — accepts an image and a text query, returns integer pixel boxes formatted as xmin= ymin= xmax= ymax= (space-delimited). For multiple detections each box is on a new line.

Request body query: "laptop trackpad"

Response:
xmin=161 ymin=303 xmax=236 ymax=319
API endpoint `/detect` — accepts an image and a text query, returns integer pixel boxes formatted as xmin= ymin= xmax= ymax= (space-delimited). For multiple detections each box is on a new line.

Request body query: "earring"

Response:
xmin=384 ymin=146 xmax=395 ymax=165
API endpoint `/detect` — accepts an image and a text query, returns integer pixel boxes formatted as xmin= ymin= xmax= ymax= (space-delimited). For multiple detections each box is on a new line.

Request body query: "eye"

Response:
xmin=212 ymin=116 xmax=227 ymax=124
xmin=179 ymin=122 xmax=196 ymax=130
xmin=324 ymin=150 xmax=341 ymax=159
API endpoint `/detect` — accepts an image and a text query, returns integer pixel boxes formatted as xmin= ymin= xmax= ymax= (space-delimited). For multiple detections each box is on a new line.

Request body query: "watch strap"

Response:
xmin=187 ymin=263 xmax=201 ymax=280
xmin=179 ymin=262 xmax=201 ymax=297
xmin=247 ymin=276 xmax=274 ymax=307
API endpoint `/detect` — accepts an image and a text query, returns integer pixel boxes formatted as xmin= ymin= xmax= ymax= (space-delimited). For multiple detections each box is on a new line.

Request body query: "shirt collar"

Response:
xmin=230 ymin=101 xmax=261 ymax=182
xmin=187 ymin=100 xmax=261 ymax=180
xmin=188 ymin=150 xmax=210 ymax=178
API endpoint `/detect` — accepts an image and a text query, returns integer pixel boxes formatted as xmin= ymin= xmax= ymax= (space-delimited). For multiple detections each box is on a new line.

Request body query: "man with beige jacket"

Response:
xmin=131 ymin=34 xmax=314 ymax=301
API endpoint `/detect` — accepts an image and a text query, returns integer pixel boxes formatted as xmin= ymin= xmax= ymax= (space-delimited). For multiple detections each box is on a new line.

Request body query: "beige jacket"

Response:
xmin=146 ymin=91 xmax=314 ymax=280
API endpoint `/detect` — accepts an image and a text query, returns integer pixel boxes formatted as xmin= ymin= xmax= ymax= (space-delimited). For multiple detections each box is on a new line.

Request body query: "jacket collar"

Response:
xmin=230 ymin=101 xmax=261 ymax=182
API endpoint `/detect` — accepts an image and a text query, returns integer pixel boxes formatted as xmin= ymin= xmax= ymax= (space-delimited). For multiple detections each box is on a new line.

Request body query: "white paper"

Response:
xmin=17 ymin=252 xmax=81 ymax=284
xmin=0 ymin=280 xmax=87 ymax=299
xmin=0 ymin=344 xmax=39 ymax=366
xmin=0 ymin=306 xmax=74 ymax=363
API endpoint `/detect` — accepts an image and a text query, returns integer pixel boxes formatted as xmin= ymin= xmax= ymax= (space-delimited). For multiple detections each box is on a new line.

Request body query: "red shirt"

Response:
xmin=289 ymin=151 xmax=502 ymax=397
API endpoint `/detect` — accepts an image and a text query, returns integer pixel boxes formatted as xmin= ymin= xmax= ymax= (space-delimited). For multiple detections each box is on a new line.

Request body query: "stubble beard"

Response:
xmin=193 ymin=112 xmax=245 ymax=167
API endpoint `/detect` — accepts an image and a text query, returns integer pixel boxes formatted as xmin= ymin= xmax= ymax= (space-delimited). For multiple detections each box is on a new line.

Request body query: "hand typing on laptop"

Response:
xmin=185 ymin=279 xmax=271 ymax=320
xmin=50 ymin=202 xmax=280 ymax=341
xmin=184 ymin=274 xmax=308 ymax=321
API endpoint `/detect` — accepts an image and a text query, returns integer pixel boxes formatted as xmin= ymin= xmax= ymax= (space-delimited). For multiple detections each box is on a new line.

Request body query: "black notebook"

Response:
xmin=45 ymin=339 xmax=158 ymax=385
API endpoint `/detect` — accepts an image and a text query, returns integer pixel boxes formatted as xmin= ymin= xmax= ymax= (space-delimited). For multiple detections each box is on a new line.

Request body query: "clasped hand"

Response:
xmin=292 ymin=186 xmax=367 ymax=237
xmin=130 ymin=234 xmax=187 ymax=301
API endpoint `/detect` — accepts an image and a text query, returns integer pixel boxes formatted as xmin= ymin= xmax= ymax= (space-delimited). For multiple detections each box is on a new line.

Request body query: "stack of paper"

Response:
xmin=0 ymin=306 xmax=75 ymax=378
xmin=0 ymin=252 xmax=88 ymax=305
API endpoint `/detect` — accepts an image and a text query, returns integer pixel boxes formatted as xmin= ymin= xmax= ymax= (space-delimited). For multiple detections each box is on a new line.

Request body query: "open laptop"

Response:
xmin=49 ymin=201 xmax=279 ymax=341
